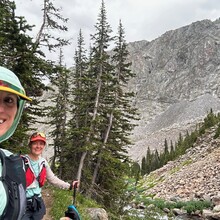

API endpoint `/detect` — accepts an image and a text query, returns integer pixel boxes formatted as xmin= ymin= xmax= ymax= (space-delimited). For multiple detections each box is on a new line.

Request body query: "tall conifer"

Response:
xmin=75 ymin=0 xmax=114 ymax=186
xmin=48 ymin=48 xmax=70 ymax=177
xmin=87 ymin=18 xmax=138 ymax=211
xmin=66 ymin=29 xmax=90 ymax=180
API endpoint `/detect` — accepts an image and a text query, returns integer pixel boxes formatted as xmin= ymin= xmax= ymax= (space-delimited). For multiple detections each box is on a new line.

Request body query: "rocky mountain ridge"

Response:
xmin=126 ymin=18 xmax=220 ymax=162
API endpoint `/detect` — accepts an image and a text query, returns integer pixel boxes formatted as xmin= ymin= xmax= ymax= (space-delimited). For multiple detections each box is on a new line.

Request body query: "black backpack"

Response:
xmin=0 ymin=149 xmax=26 ymax=220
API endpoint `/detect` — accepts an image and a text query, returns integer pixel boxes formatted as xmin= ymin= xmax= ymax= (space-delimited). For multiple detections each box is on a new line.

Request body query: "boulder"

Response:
xmin=86 ymin=208 xmax=108 ymax=220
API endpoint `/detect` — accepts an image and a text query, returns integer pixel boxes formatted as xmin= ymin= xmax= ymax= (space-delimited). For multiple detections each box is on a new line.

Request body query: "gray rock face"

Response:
xmin=127 ymin=18 xmax=220 ymax=162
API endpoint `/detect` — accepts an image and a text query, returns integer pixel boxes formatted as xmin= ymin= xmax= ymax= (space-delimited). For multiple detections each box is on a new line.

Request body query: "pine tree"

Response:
xmin=170 ymin=140 xmax=175 ymax=159
xmin=75 ymin=0 xmax=114 ymax=187
xmin=34 ymin=0 xmax=69 ymax=53
xmin=141 ymin=156 xmax=147 ymax=175
xmin=87 ymin=18 xmax=138 ymax=211
xmin=47 ymin=48 xmax=70 ymax=178
xmin=66 ymin=29 xmax=90 ymax=181
xmin=67 ymin=1 xmax=139 ymax=212
xmin=164 ymin=138 xmax=169 ymax=162
xmin=130 ymin=162 xmax=140 ymax=186
xmin=146 ymin=146 xmax=152 ymax=173
xmin=153 ymin=149 xmax=160 ymax=170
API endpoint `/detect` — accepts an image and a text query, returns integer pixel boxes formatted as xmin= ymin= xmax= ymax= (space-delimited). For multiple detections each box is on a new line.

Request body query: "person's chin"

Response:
xmin=33 ymin=152 xmax=41 ymax=156
xmin=0 ymin=127 xmax=9 ymax=137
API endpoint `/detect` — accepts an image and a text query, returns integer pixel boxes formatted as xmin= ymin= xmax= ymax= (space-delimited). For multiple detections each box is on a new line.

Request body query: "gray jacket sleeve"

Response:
xmin=45 ymin=161 xmax=70 ymax=189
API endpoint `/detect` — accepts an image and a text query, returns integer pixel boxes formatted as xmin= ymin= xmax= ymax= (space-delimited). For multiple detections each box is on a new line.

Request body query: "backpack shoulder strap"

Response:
xmin=21 ymin=155 xmax=35 ymax=174
xmin=0 ymin=149 xmax=6 ymax=179
xmin=39 ymin=157 xmax=46 ymax=169
xmin=20 ymin=154 xmax=28 ymax=162
xmin=0 ymin=150 xmax=27 ymax=219
xmin=21 ymin=156 xmax=28 ymax=177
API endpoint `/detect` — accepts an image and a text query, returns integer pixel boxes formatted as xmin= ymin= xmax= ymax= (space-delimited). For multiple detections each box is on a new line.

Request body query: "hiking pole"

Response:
xmin=73 ymin=182 xmax=77 ymax=205
xmin=64 ymin=180 xmax=81 ymax=220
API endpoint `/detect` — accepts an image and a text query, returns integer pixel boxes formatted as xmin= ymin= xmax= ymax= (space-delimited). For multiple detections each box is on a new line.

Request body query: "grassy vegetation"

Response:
xmin=140 ymin=198 xmax=211 ymax=214
xmin=214 ymin=123 xmax=220 ymax=138
xmin=44 ymin=184 xmax=100 ymax=220
xmin=169 ymin=166 xmax=180 ymax=175
xmin=168 ymin=160 xmax=192 ymax=175
xmin=138 ymin=174 xmax=164 ymax=192
xmin=181 ymin=159 xmax=192 ymax=166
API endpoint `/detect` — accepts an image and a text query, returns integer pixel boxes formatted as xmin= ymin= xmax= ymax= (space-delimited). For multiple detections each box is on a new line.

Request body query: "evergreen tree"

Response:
xmin=66 ymin=1 xmax=139 ymax=212
xmin=170 ymin=140 xmax=175 ymax=159
xmin=88 ymin=18 xmax=138 ymax=212
xmin=75 ymin=0 xmax=115 ymax=186
xmin=204 ymin=108 xmax=216 ymax=129
xmin=47 ymin=48 xmax=70 ymax=178
xmin=130 ymin=162 xmax=140 ymax=186
xmin=66 ymin=29 xmax=90 ymax=181
xmin=141 ymin=156 xmax=147 ymax=175
xmin=151 ymin=149 xmax=160 ymax=171
xmin=34 ymin=0 xmax=69 ymax=53
xmin=89 ymin=18 xmax=137 ymax=189
xmin=164 ymin=138 xmax=169 ymax=162
xmin=145 ymin=146 xmax=152 ymax=174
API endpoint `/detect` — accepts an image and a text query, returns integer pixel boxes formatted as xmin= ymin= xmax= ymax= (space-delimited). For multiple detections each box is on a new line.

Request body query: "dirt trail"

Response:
xmin=42 ymin=188 xmax=53 ymax=220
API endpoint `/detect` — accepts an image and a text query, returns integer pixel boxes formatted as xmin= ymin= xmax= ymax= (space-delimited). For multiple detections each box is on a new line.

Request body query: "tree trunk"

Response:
xmin=76 ymin=65 xmax=103 ymax=186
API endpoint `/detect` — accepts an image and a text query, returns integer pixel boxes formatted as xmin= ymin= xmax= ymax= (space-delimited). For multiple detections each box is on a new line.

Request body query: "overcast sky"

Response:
xmin=14 ymin=0 xmax=220 ymax=67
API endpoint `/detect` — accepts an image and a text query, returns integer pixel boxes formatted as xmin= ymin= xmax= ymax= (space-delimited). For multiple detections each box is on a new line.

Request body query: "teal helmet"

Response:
xmin=0 ymin=66 xmax=32 ymax=143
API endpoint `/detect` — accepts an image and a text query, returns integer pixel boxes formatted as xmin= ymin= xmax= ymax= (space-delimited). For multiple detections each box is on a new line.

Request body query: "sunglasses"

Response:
xmin=31 ymin=132 xmax=46 ymax=138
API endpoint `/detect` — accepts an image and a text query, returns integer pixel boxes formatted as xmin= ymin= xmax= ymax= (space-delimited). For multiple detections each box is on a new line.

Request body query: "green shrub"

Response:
xmin=214 ymin=124 xmax=220 ymax=139
xmin=136 ymin=196 xmax=211 ymax=215
xmin=183 ymin=200 xmax=211 ymax=214
xmin=181 ymin=159 xmax=192 ymax=166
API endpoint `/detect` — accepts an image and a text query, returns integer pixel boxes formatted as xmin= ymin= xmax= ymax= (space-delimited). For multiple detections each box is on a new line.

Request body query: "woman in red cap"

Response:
xmin=21 ymin=132 xmax=78 ymax=220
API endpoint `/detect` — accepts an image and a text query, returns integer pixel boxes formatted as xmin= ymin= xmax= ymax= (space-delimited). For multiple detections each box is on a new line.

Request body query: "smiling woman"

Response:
xmin=0 ymin=66 xmax=32 ymax=220
xmin=21 ymin=132 xmax=79 ymax=220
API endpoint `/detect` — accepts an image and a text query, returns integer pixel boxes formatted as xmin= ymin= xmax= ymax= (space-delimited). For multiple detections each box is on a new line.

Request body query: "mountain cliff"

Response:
xmin=127 ymin=18 xmax=220 ymax=162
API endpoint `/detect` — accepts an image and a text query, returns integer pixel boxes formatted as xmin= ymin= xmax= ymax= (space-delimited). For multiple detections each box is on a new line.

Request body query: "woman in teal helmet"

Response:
xmin=0 ymin=66 xmax=31 ymax=219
